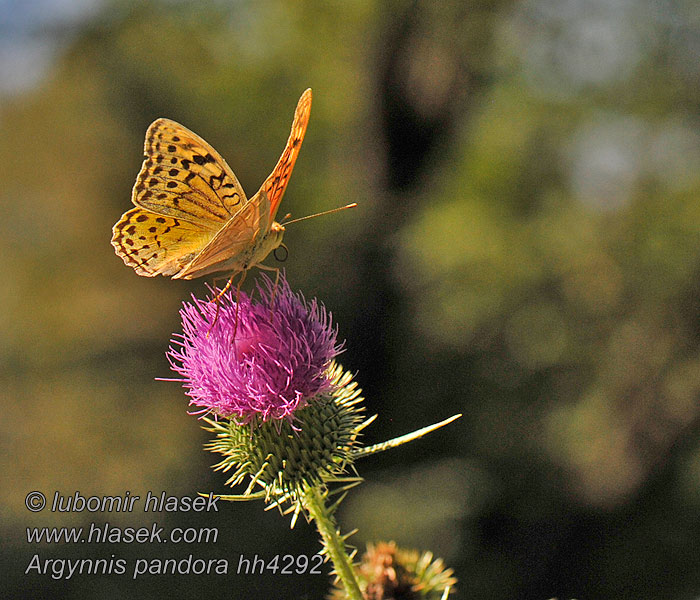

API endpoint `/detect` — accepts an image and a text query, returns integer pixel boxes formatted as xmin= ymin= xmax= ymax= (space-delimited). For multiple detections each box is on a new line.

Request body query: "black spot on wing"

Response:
xmin=192 ymin=153 xmax=215 ymax=166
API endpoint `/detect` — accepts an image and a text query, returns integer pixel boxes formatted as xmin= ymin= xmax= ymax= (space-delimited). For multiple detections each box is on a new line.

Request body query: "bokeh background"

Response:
xmin=2 ymin=0 xmax=700 ymax=598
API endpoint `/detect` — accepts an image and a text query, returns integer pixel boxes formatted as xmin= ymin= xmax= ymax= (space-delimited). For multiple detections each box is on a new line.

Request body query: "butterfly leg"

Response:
xmin=256 ymin=263 xmax=280 ymax=318
xmin=213 ymin=274 xmax=237 ymax=302
xmin=231 ymin=269 xmax=247 ymax=339
xmin=207 ymin=272 xmax=240 ymax=336
xmin=211 ymin=275 xmax=229 ymax=291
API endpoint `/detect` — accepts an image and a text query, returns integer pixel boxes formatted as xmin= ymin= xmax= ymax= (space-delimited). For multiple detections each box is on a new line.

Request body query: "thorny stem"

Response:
xmin=302 ymin=484 xmax=363 ymax=600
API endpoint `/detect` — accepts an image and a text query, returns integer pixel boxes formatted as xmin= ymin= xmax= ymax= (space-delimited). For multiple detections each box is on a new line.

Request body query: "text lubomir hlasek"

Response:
xmin=50 ymin=491 xmax=219 ymax=512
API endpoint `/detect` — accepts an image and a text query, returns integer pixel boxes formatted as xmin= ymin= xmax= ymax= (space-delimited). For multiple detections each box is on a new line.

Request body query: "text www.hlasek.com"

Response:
xmin=27 ymin=523 xmax=217 ymax=544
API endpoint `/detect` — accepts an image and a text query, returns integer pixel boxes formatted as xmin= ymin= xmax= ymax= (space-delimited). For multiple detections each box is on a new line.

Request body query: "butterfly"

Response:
xmin=111 ymin=88 xmax=312 ymax=282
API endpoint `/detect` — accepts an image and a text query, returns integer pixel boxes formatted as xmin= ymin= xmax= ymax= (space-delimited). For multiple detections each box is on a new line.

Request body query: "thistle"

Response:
xmin=165 ymin=273 xmax=460 ymax=600
xmin=204 ymin=361 xmax=367 ymax=514
xmin=329 ymin=541 xmax=457 ymax=600
xmin=167 ymin=273 xmax=341 ymax=423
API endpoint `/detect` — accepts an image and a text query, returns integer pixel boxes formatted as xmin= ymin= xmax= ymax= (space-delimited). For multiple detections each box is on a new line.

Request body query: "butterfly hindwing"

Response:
xmin=111 ymin=207 xmax=214 ymax=277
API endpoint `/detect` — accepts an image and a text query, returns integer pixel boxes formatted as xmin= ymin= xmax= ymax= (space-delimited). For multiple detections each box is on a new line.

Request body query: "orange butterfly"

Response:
xmin=111 ymin=89 xmax=312 ymax=281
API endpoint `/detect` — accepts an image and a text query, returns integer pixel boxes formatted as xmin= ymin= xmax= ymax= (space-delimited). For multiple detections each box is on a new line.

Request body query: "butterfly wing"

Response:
xmin=112 ymin=118 xmax=248 ymax=277
xmin=112 ymin=208 xmax=216 ymax=277
xmin=174 ymin=88 xmax=313 ymax=278
xmin=173 ymin=191 xmax=272 ymax=280
xmin=134 ymin=118 xmax=246 ymax=222
xmin=254 ymin=88 xmax=312 ymax=221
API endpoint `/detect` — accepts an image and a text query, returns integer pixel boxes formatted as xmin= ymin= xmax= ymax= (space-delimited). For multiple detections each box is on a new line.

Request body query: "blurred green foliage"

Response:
xmin=2 ymin=0 xmax=700 ymax=598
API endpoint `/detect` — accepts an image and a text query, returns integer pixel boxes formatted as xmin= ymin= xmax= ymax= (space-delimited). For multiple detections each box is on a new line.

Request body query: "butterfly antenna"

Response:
xmin=281 ymin=203 xmax=357 ymax=226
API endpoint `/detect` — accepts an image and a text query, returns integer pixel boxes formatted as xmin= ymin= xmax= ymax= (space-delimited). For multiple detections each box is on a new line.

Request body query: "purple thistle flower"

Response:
xmin=167 ymin=273 xmax=342 ymax=424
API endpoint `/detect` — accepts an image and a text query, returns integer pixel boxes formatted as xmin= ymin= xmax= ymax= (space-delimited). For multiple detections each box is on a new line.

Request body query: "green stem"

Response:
xmin=303 ymin=485 xmax=363 ymax=600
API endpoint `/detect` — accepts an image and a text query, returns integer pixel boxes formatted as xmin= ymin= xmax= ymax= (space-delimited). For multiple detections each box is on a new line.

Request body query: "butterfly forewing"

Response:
xmin=257 ymin=88 xmax=312 ymax=220
xmin=134 ymin=118 xmax=247 ymax=225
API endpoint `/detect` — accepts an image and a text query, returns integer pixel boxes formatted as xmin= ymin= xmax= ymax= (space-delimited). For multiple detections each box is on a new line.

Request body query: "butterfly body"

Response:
xmin=112 ymin=89 xmax=311 ymax=280
xmin=172 ymin=207 xmax=285 ymax=280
